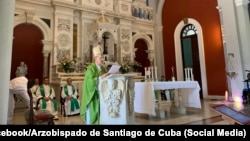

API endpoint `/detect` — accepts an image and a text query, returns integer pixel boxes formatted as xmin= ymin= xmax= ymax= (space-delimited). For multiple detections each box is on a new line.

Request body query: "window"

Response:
xmin=182 ymin=24 xmax=197 ymax=37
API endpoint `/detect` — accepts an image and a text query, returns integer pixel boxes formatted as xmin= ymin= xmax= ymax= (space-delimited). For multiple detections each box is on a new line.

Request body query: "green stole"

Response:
xmin=39 ymin=85 xmax=58 ymax=111
xmin=64 ymin=85 xmax=80 ymax=112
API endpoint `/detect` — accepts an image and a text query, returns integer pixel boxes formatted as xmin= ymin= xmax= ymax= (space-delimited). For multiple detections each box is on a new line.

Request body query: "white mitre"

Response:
xmin=93 ymin=45 xmax=103 ymax=57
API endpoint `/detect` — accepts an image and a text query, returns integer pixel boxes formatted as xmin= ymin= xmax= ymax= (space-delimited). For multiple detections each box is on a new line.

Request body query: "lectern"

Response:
xmin=98 ymin=73 xmax=137 ymax=124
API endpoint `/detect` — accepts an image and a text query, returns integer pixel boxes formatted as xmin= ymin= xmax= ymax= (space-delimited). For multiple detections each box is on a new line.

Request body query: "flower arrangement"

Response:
xmin=120 ymin=63 xmax=130 ymax=74
xmin=58 ymin=55 xmax=76 ymax=73
xmin=119 ymin=56 xmax=130 ymax=74
xmin=130 ymin=61 xmax=142 ymax=72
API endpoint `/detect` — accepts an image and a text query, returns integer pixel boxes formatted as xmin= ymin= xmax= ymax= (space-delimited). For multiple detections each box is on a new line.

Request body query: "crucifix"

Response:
xmin=102 ymin=34 xmax=109 ymax=54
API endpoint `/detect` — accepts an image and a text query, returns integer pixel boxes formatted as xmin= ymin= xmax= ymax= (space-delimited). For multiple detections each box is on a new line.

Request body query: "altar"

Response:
xmin=134 ymin=81 xmax=201 ymax=116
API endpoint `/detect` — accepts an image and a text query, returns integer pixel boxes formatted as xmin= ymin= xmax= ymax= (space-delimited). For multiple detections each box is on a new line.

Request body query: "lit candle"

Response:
xmin=184 ymin=68 xmax=187 ymax=81
xmin=148 ymin=67 xmax=151 ymax=80
xmin=155 ymin=66 xmax=158 ymax=81
xmin=225 ymin=91 xmax=228 ymax=101
xmin=187 ymin=68 xmax=190 ymax=81
xmin=190 ymin=68 xmax=194 ymax=81
xmin=151 ymin=66 xmax=154 ymax=81
xmin=171 ymin=66 xmax=174 ymax=76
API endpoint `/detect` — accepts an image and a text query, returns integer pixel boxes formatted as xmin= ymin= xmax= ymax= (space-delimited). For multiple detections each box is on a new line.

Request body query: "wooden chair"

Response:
xmin=60 ymin=87 xmax=66 ymax=117
xmin=25 ymin=80 xmax=55 ymax=125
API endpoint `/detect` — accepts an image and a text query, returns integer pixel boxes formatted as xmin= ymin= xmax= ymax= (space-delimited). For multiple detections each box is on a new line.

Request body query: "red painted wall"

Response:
xmin=11 ymin=23 xmax=44 ymax=83
xmin=162 ymin=0 xmax=227 ymax=95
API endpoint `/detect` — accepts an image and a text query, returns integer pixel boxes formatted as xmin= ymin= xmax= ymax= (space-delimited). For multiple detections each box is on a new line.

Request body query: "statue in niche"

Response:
xmin=101 ymin=79 xmax=124 ymax=118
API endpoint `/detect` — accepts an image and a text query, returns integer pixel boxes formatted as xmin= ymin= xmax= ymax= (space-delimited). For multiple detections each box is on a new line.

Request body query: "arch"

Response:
xmin=14 ymin=14 xmax=52 ymax=78
xmin=98 ymin=28 xmax=118 ymax=44
xmin=132 ymin=33 xmax=153 ymax=50
xmin=12 ymin=23 xmax=44 ymax=81
xmin=156 ymin=0 xmax=165 ymax=26
xmin=14 ymin=14 xmax=52 ymax=41
xmin=174 ymin=18 xmax=208 ymax=98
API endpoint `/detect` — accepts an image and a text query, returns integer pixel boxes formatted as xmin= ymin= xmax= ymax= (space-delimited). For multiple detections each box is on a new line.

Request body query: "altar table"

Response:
xmin=134 ymin=81 xmax=201 ymax=116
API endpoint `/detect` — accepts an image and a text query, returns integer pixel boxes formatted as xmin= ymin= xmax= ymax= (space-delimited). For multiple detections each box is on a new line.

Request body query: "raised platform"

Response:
xmin=211 ymin=104 xmax=250 ymax=125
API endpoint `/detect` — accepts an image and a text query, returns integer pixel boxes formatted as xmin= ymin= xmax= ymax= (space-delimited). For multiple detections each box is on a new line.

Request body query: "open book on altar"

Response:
xmin=108 ymin=64 xmax=121 ymax=74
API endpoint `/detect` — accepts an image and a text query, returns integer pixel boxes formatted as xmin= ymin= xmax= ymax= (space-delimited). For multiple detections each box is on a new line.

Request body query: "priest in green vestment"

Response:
xmin=80 ymin=44 xmax=110 ymax=125
xmin=36 ymin=77 xmax=59 ymax=120
xmin=61 ymin=78 xmax=80 ymax=116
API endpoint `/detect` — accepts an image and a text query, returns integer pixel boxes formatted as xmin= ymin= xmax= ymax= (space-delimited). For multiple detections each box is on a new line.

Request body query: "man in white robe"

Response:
xmin=8 ymin=68 xmax=30 ymax=124
xmin=61 ymin=78 xmax=80 ymax=116
xmin=35 ymin=77 xmax=59 ymax=120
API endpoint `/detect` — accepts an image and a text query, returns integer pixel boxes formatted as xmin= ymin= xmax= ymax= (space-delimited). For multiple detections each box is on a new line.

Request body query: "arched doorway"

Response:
xmin=134 ymin=39 xmax=150 ymax=76
xmin=174 ymin=18 xmax=208 ymax=98
xmin=12 ymin=23 xmax=44 ymax=83
xmin=181 ymin=24 xmax=202 ymax=98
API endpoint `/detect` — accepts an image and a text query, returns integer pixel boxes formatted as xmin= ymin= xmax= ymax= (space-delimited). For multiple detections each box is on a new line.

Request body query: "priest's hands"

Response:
xmin=65 ymin=96 xmax=72 ymax=100
xmin=44 ymin=96 xmax=50 ymax=101
xmin=100 ymin=72 xmax=110 ymax=78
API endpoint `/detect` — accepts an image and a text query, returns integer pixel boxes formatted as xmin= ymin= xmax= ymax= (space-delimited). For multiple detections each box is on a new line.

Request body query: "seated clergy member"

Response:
xmin=61 ymin=78 xmax=80 ymax=116
xmin=35 ymin=77 xmax=59 ymax=120
xmin=30 ymin=78 xmax=39 ymax=108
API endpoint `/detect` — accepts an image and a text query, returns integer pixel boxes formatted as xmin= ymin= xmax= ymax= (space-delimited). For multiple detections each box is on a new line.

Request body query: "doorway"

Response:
xmin=134 ymin=38 xmax=150 ymax=76
xmin=12 ymin=23 xmax=44 ymax=82
xmin=181 ymin=34 xmax=203 ymax=99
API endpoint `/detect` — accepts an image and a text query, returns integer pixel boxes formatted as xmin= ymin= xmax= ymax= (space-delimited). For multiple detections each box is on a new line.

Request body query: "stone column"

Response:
xmin=0 ymin=0 xmax=15 ymax=124
xmin=42 ymin=40 xmax=53 ymax=77
xmin=154 ymin=26 xmax=165 ymax=78
xmin=217 ymin=0 xmax=245 ymax=101
xmin=43 ymin=51 xmax=50 ymax=77
xmin=235 ymin=0 xmax=250 ymax=76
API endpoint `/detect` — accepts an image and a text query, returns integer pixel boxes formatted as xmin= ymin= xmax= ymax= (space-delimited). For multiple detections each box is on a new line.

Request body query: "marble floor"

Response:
xmin=12 ymin=99 xmax=250 ymax=125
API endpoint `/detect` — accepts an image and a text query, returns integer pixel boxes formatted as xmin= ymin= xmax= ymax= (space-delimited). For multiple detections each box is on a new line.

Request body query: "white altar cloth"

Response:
xmin=134 ymin=81 xmax=201 ymax=116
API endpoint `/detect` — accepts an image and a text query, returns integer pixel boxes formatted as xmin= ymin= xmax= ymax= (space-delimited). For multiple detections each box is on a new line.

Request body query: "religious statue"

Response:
xmin=16 ymin=61 xmax=28 ymax=77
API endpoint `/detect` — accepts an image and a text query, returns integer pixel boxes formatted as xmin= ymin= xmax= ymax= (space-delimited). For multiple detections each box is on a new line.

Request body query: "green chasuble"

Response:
xmin=63 ymin=85 xmax=80 ymax=112
xmin=80 ymin=62 xmax=107 ymax=125
xmin=39 ymin=85 xmax=58 ymax=111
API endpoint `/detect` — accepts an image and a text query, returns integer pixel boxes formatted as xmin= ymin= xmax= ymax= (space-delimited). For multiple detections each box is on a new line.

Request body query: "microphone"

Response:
xmin=245 ymin=70 xmax=250 ymax=72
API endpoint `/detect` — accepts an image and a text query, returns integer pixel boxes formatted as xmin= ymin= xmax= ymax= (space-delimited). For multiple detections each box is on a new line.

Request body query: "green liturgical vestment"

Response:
xmin=63 ymin=85 xmax=80 ymax=112
xmin=80 ymin=62 xmax=107 ymax=124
